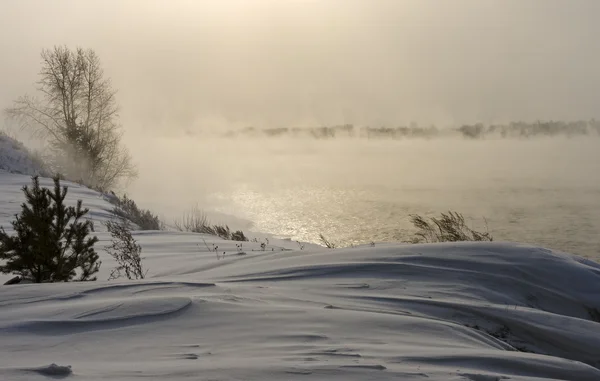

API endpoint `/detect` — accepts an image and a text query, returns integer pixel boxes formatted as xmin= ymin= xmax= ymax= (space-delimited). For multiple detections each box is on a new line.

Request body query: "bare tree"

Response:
xmin=5 ymin=46 xmax=136 ymax=190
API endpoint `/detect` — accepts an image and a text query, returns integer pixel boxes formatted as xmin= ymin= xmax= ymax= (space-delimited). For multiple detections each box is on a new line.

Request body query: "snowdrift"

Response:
xmin=0 ymin=171 xmax=599 ymax=380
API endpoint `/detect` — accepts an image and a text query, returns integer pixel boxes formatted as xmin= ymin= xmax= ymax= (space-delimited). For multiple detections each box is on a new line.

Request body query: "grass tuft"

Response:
xmin=408 ymin=211 xmax=493 ymax=243
xmin=174 ymin=205 xmax=248 ymax=241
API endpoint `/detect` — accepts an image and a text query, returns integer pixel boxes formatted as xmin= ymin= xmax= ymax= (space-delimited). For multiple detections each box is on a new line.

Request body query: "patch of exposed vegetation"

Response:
xmin=175 ymin=205 xmax=248 ymax=241
xmin=105 ymin=217 xmax=147 ymax=281
xmin=111 ymin=194 xmax=163 ymax=231
xmin=408 ymin=211 xmax=493 ymax=243
xmin=319 ymin=233 xmax=337 ymax=249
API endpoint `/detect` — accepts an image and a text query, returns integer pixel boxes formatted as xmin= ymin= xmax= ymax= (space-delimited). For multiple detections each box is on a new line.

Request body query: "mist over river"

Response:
xmin=128 ymin=135 xmax=600 ymax=260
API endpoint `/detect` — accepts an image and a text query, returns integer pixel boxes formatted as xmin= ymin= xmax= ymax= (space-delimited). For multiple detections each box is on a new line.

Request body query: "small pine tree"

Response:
xmin=105 ymin=217 xmax=147 ymax=280
xmin=0 ymin=176 xmax=100 ymax=283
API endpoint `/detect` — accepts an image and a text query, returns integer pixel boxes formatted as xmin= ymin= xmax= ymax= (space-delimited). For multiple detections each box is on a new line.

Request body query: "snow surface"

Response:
xmin=0 ymin=132 xmax=48 ymax=177
xmin=1 ymin=171 xmax=600 ymax=380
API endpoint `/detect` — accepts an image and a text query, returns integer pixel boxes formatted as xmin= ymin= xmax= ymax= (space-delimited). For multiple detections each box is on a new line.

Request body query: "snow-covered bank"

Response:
xmin=0 ymin=132 xmax=47 ymax=176
xmin=1 ymin=171 xmax=599 ymax=380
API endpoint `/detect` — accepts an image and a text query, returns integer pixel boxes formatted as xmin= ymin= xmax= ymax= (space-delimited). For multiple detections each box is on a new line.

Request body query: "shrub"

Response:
xmin=174 ymin=205 xmax=248 ymax=241
xmin=0 ymin=176 xmax=100 ymax=282
xmin=408 ymin=211 xmax=493 ymax=243
xmin=111 ymin=194 xmax=163 ymax=230
xmin=105 ymin=217 xmax=147 ymax=280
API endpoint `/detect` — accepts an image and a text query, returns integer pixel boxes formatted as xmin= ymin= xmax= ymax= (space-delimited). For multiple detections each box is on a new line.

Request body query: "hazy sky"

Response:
xmin=1 ymin=0 xmax=599 ymax=132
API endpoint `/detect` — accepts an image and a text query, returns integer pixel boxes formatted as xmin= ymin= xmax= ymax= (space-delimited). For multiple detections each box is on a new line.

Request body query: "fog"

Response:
xmin=1 ymin=1 xmax=599 ymax=237
xmin=2 ymin=0 xmax=600 ymax=131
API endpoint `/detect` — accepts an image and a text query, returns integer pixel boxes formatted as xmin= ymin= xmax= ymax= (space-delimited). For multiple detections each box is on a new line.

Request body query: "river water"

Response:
xmin=130 ymin=135 xmax=600 ymax=260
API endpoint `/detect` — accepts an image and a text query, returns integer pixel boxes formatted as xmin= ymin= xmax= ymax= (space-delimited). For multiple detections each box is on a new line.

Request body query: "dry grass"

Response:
xmin=174 ymin=205 xmax=248 ymax=242
xmin=318 ymin=233 xmax=337 ymax=249
xmin=111 ymin=194 xmax=163 ymax=231
xmin=408 ymin=211 xmax=493 ymax=243
xmin=104 ymin=217 xmax=147 ymax=281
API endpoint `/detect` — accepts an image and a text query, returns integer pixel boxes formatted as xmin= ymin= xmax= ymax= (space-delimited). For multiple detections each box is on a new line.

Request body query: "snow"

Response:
xmin=1 ymin=170 xmax=600 ymax=380
xmin=0 ymin=131 xmax=48 ymax=177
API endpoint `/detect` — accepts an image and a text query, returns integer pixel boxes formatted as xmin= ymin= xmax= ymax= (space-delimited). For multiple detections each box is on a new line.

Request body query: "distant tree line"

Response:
xmin=213 ymin=120 xmax=600 ymax=140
